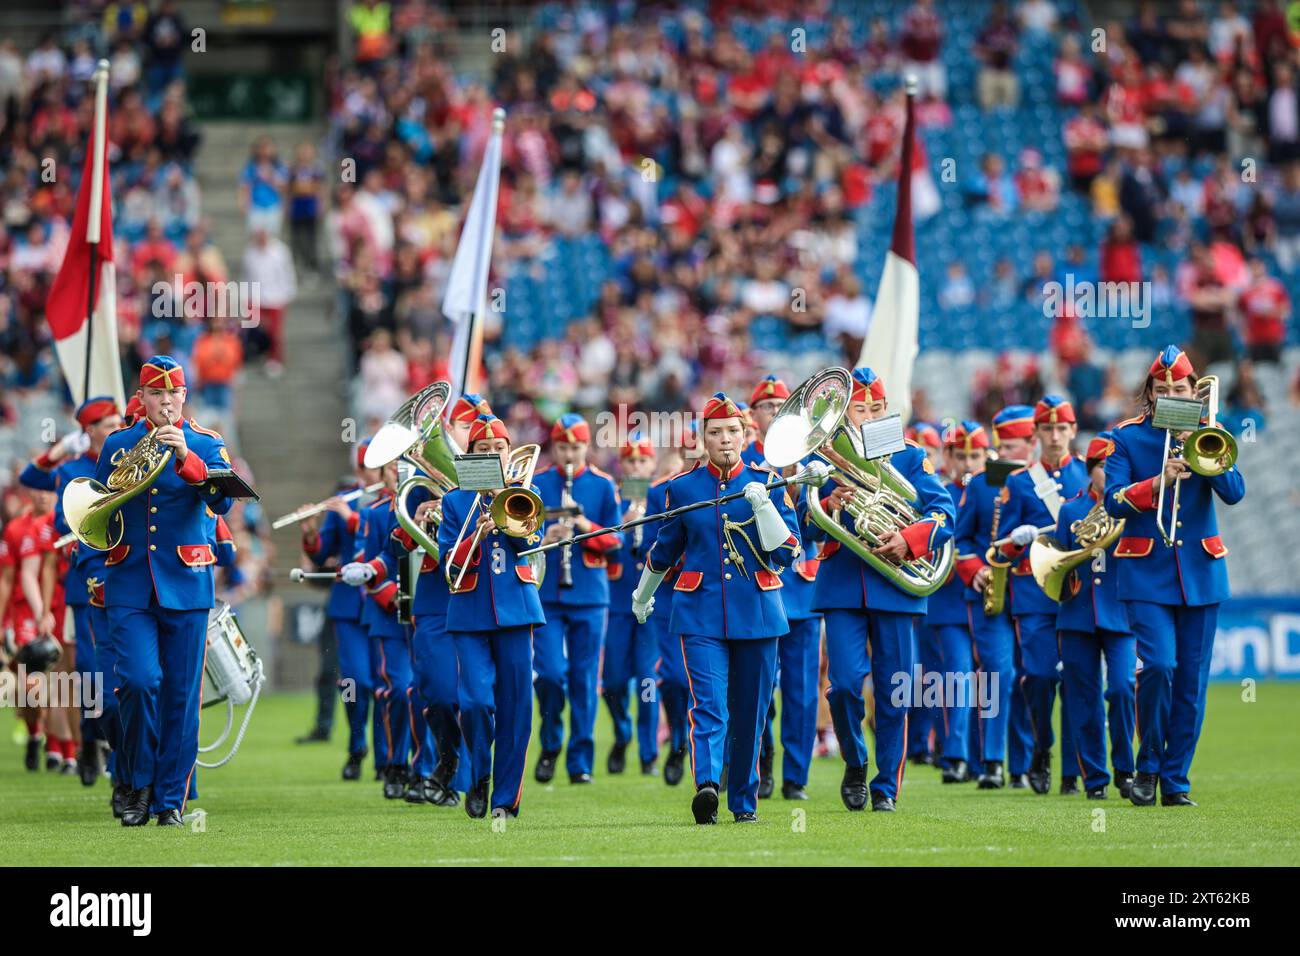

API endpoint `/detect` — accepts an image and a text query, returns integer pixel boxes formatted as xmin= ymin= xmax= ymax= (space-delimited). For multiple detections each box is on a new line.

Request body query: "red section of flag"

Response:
xmin=890 ymin=90 xmax=915 ymax=267
xmin=46 ymin=145 xmax=113 ymax=341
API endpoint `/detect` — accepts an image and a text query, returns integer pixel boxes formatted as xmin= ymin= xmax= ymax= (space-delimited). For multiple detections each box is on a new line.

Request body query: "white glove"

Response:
xmin=631 ymin=563 xmax=668 ymax=624
xmin=59 ymin=431 xmax=91 ymax=456
xmin=340 ymin=562 xmax=376 ymax=586
xmin=1008 ymin=524 xmax=1038 ymax=547
xmin=632 ymin=593 xmax=655 ymax=625
xmin=798 ymin=460 xmax=830 ymax=487
xmin=742 ymin=481 xmax=770 ymax=509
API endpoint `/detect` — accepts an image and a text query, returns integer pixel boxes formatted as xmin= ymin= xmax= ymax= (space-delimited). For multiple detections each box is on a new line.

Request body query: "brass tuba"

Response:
xmin=63 ymin=429 xmax=173 ymax=551
xmin=1028 ymin=502 xmax=1126 ymax=602
xmin=764 ymin=368 xmax=954 ymax=597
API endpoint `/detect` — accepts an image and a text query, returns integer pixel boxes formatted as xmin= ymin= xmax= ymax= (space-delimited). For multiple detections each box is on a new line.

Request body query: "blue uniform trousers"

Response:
xmin=453 ymin=626 xmax=534 ymax=813
xmin=1060 ymin=628 xmax=1136 ymax=789
xmin=759 ymin=616 xmax=822 ymax=787
xmin=680 ymin=633 xmax=777 ymax=815
xmin=533 ymin=603 xmax=607 ymax=776
xmin=1129 ymin=602 xmax=1217 ymax=795
xmin=368 ymin=636 xmax=390 ymax=769
xmin=602 ymin=610 xmax=660 ymax=764
xmin=412 ymin=613 xmax=470 ymax=791
xmin=1008 ymin=626 xmax=1033 ymax=775
xmin=87 ymin=604 xmax=123 ymax=771
xmin=907 ymin=620 xmax=943 ymax=759
xmin=651 ymin=614 xmax=689 ymax=753
xmin=933 ymin=622 xmax=976 ymax=769
xmin=967 ymin=605 xmax=1016 ymax=765
xmin=1015 ymin=612 xmax=1078 ymax=772
xmin=107 ymin=599 xmax=209 ymax=813
xmin=823 ymin=608 xmax=915 ymax=801
xmin=373 ymin=630 xmax=413 ymax=770
xmin=70 ymin=605 xmax=104 ymax=746
xmin=335 ymin=618 xmax=372 ymax=758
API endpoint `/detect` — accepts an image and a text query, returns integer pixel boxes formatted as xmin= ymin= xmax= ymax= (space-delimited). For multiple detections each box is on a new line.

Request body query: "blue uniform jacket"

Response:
xmin=1103 ymin=413 xmax=1245 ymax=606
xmin=437 ymin=486 xmax=546 ymax=632
xmin=357 ymin=492 xmax=405 ymax=638
xmin=954 ymin=470 xmax=1004 ymax=605
xmin=303 ymin=501 xmax=364 ymax=621
xmin=1046 ymin=489 xmax=1130 ymax=634
xmin=783 ymin=482 xmax=821 ymax=622
xmin=95 ymin=417 xmax=233 ymax=611
xmin=804 ymin=443 xmax=956 ymax=616
xmin=646 ymin=459 xmax=800 ymax=640
xmin=48 ymin=452 xmax=102 ymax=608
xmin=638 ymin=472 xmax=680 ymax=625
xmin=994 ymin=455 xmax=1090 ymax=617
xmin=924 ymin=477 xmax=968 ymax=626
xmin=607 ymin=496 xmax=647 ymax=612
xmin=386 ymin=487 xmax=450 ymax=620
xmin=535 ymin=464 xmax=623 ymax=607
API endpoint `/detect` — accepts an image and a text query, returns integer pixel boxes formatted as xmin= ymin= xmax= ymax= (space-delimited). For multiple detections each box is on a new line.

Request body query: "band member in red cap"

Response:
xmin=1104 ymin=346 xmax=1245 ymax=807
xmin=742 ymin=375 xmax=791 ymax=468
xmin=602 ymin=432 xmax=660 ymax=775
xmin=437 ymin=414 xmax=546 ymax=819
xmin=633 ymin=392 xmax=803 ymax=823
xmin=446 ymin=393 xmax=493 ymax=451
xmin=990 ymin=395 xmax=1088 ymax=795
xmin=906 ymin=419 xmax=947 ymax=769
xmin=531 ymin=413 xmax=623 ymax=785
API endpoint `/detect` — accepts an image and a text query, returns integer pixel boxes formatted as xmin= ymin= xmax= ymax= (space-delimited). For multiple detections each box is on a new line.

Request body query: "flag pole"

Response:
xmin=82 ymin=59 xmax=110 ymax=404
xmin=458 ymin=107 xmax=505 ymax=398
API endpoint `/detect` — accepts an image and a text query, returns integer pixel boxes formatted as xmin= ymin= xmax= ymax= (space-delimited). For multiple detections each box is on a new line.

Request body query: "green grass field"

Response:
xmin=4 ymin=682 xmax=1299 ymax=866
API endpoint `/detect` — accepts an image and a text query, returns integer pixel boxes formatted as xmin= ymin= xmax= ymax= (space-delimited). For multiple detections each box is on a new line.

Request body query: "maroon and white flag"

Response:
xmin=46 ymin=61 xmax=125 ymax=410
xmin=858 ymin=77 xmax=921 ymax=424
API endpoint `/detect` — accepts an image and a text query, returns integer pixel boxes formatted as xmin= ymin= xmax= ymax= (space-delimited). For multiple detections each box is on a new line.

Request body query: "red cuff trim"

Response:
xmin=391 ymin=526 xmax=416 ymax=551
xmin=900 ymin=521 xmax=934 ymax=560
xmin=955 ymin=555 xmax=986 ymax=587
xmin=372 ymin=581 xmax=398 ymax=611
xmin=215 ymin=516 xmax=233 ymax=543
xmin=999 ymin=540 xmax=1025 ymax=560
xmin=451 ymin=534 xmax=479 ymax=569
xmin=174 ymin=452 xmax=208 ymax=484
xmin=1124 ymin=476 xmax=1158 ymax=511
xmin=34 ymin=450 xmax=57 ymax=470
xmin=580 ymin=526 xmax=620 ymax=553
xmin=346 ymin=511 xmax=361 ymax=534
xmin=302 ymin=532 xmax=321 ymax=556
xmin=366 ymin=557 xmax=388 ymax=584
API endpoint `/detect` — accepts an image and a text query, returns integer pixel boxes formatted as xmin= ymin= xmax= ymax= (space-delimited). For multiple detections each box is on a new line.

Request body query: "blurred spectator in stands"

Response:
xmin=155 ymin=95 xmax=200 ymax=163
xmin=192 ymin=317 xmax=243 ymax=417
xmin=1119 ymin=148 xmax=1167 ymax=243
xmin=1242 ymin=191 xmax=1276 ymax=258
xmin=965 ymin=152 xmax=1017 ymax=218
xmin=144 ymin=0 xmax=187 ymax=100
xmin=289 ymin=142 xmax=323 ymax=277
xmin=1019 ymin=0 xmax=1059 ymax=34
xmin=0 ymin=40 xmax=21 ymax=113
xmin=986 ymin=257 xmax=1020 ymax=310
xmin=823 ymin=267 xmax=870 ymax=365
xmin=1272 ymin=162 xmax=1300 ymax=272
xmin=546 ymin=167 xmax=593 ymax=237
xmin=154 ymin=163 xmax=200 ymax=238
xmin=1015 ymin=148 xmax=1060 ymax=213
xmin=349 ymin=0 xmax=393 ymax=74
xmin=240 ymin=136 xmax=288 ymax=236
xmin=976 ymin=2 xmax=1020 ymax=111
xmin=1177 ymin=241 xmax=1236 ymax=366
xmin=1054 ymin=34 xmax=1091 ymax=108
xmin=1238 ymin=256 xmax=1290 ymax=364
xmin=108 ymin=36 xmax=141 ymax=94
xmin=862 ymin=19 xmax=898 ymax=75
xmin=899 ymin=0 xmax=946 ymax=100
xmin=1065 ymin=336 xmax=1108 ymax=432
xmin=1209 ymin=2 xmax=1252 ymax=61
xmin=242 ymin=227 xmax=296 ymax=376
xmin=1090 ymin=157 xmax=1122 ymax=220
xmin=1223 ymin=359 xmax=1267 ymax=435
xmin=939 ymin=261 xmax=975 ymax=312
xmin=1100 ymin=215 xmax=1143 ymax=285
xmin=25 ymin=33 xmax=65 ymax=86
xmin=358 ymin=328 xmax=406 ymax=426
xmin=130 ymin=218 xmax=177 ymax=284
xmin=1266 ymin=61 xmax=1300 ymax=164
xmin=1021 ymin=250 xmax=1057 ymax=302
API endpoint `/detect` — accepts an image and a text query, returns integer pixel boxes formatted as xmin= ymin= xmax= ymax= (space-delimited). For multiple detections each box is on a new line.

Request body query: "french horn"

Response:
xmin=63 ymin=429 xmax=173 ymax=551
xmin=1028 ymin=502 xmax=1125 ymax=602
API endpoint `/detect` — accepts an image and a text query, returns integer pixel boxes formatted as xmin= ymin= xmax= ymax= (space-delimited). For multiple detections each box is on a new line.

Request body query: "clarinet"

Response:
xmin=559 ymin=463 xmax=575 ymax=588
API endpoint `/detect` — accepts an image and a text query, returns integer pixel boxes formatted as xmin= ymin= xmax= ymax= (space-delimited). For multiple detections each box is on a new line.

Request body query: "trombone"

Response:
xmin=447 ymin=444 xmax=546 ymax=591
xmin=1155 ymin=375 xmax=1237 ymax=546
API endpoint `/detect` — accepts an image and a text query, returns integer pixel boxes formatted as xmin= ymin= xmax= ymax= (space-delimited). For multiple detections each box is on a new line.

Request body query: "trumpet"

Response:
xmin=1155 ymin=375 xmax=1238 ymax=547
xmin=447 ymin=444 xmax=545 ymax=591
xmin=271 ymin=482 xmax=384 ymax=530
xmin=63 ymin=429 xmax=173 ymax=551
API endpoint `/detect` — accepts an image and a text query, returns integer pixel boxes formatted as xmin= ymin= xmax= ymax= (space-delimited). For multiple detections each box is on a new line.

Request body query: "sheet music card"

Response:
xmin=453 ymin=454 xmax=506 ymax=492
xmin=859 ymin=414 xmax=907 ymax=460
xmin=1152 ymin=396 xmax=1204 ymax=432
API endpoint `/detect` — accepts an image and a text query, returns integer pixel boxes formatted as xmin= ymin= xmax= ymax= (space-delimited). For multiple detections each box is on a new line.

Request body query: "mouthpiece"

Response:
xmin=289 ymin=568 xmax=305 ymax=582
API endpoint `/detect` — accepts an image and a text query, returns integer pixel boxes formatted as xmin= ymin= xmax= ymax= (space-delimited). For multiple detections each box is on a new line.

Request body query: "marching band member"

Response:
xmin=100 ymin=356 xmax=234 ymax=827
xmin=747 ymin=374 xmax=821 ymax=801
xmin=532 ymin=413 xmax=623 ymax=785
xmin=803 ymin=369 xmax=956 ymax=812
xmin=991 ymin=396 xmax=1088 ymax=795
xmin=602 ymin=432 xmax=660 ymax=775
xmin=1044 ymin=432 xmax=1135 ymax=799
xmin=632 ymin=393 xmax=802 ymax=824
xmin=438 ymin=414 xmax=545 ymax=819
xmin=301 ymin=441 xmax=378 ymax=781
xmin=954 ymin=405 xmax=1034 ymax=789
xmin=906 ymin=422 xmax=944 ymax=767
xmin=1104 ymin=346 xmax=1245 ymax=807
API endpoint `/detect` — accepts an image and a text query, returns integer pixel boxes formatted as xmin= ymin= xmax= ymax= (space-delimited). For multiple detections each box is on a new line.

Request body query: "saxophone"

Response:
xmin=982 ymin=491 xmax=1011 ymax=616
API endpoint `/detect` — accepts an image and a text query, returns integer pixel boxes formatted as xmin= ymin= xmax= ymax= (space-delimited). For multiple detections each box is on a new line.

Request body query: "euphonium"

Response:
xmin=764 ymin=368 xmax=954 ymax=597
xmin=63 ymin=429 xmax=173 ymax=551
xmin=1028 ymin=503 xmax=1126 ymax=602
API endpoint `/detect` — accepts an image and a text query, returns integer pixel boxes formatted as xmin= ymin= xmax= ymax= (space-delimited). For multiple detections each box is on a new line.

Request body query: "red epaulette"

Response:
xmin=589 ymin=464 xmax=617 ymax=484
xmin=188 ymin=418 xmax=223 ymax=439
xmin=1114 ymin=413 xmax=1146 ymax=429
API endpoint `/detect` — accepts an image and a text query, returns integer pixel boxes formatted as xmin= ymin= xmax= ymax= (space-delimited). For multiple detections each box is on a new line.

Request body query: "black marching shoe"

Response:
xmin=24 ymin=737 xmax=40 ymax=772
xmin=663 ymin=746 xmax=686 ymax=786
xmin=1028 ymin=750 xmax=1051 ymax=794
xmin=1115 ymin=772 xmax=1135 ymax=800
xmin=534 ymin=750 xmax=559 ymax=783
xmin=1086 ymin=785 xmax=1108 ymax=800
xmin=404 ymin=776 xmax=432 ymax=804
xmin=641 ymin=759 xmax=658 ymax=776
xmin=1060 ymin=775 xmax=1081 ymax=796
xmin=78 ymin=740 xmax=101 ymax=787
xmin=941 ymin=760 xmax=971 ymax=784
xmin=111 ymin=783 xmax=130 ymax=819
xmin=342 ymin=749 xmax=365 ymax=781
xmin=1161 ymin=791 xmax=1198 ymax=807
xmin=382 ymin=765 xmax=408 ymax=800
xmin=294 ymin=727 xmax=331 ymax=744
xmin=429 ymin=758 xmax=461 ymax=806
xmin=734 ymin=811 xmax=758 ymax=823
xmin=840 ymin=764 xmax=868 ymax=811
xmin=156 ymin=809 xmax=183 ymax=827
xmin=870 ymin=792 xmax=896 ymax=812
xmin=782 ymin=780 xmax=808 ymax=800
xmin=757 ymin=750 xmax=775 ymax=799
xmin=691 ymin=783 xmax=719 ymax=825
xmin=121 ymin=786 xmax=153 ymax=827
xmin=607 ymin=741 xmax=627 ymax=775
xmin=464 ymin=778 xmax=489 ymax=819
xmin=1009 ymin=771 xmax=1030 ymax=789
xmin=1129 ymin=772 xmax=1158 ymax=806
xmin=908 ymin=752 xmax=936 ymax=767
xmin=569 ymin=771 xmax=593 ymax=785
xmin=977 ymin=762 xmax=1006 ymax=789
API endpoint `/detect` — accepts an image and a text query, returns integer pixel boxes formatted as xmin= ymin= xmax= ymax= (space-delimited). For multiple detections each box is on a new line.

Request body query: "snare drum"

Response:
xmin=204 ymin=602 xmax=260 ymax=707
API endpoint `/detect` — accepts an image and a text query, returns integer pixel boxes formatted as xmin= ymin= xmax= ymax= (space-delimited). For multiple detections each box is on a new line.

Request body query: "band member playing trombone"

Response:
xmin=96 ymin=356 xmax=234 ymax=827
xmin=804 ymin=369 xmax=956 ymax=813
xmin=1103 ymin=346 xmax=1245 ymax=807
xmin=631 ymin=393 xmax=803 ymax=824
xmin=989 ymin=396 xmax=1087 ymax=796
xmin=438 ymin=414 xmax=545 ymax=819
xmin=531 ymin=413 xmax=623 ymax=785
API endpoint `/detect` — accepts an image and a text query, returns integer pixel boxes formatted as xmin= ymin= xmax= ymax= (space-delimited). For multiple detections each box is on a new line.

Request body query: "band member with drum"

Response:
xmin=954 ymin=405 xmax=1034 ymax=789
xmin=301 ymin=440 xmax=378 ymax=781
xmin=532 ymin=413 xmax=623 ymax=785
xmin=632 ymin=393 xmax=803 ymax=824
xmin=98 ymin=356 xmax=234 ymax=827
xmin=991 ymin=396 xmax=1088 ymax=796
xmin=1104 ymin=346 xmax=1245 ymax=807
xmin=439 ymin=414 xmax=546 ymax=819
xmin=1042 ymin=432 xmax=1135 ymax=799
xmin=803 ymin=369 xmax=956 ymax=813
xmin=602 ymin=432 xmax=660 ymax=775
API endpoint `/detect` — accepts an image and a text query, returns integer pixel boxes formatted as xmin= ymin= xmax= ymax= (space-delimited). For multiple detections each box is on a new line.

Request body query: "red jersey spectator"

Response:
xmin=1238 ymin=257 xmax=1290 ymax=363
xmin=1099 ymin=216 xmax=1143 ymax=285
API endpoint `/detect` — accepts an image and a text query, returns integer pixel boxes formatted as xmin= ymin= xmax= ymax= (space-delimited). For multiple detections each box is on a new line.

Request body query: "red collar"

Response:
xmin=752 ymin=439 xmax=764 ymax=457
xmin=706 ymin=458 xmax=745 ymax=481
xmin=82 ymin=448 xmax=100 ymax=463
xmin=1040 ymin=453 xmax=1073 ymax=470
xmin=1088 ymin=486 xmax=1101 ymax=503
xmin=143 ymin=415 xmax=184 ymax=431
xmin=556 ymin=464 xmax=587 ymax=479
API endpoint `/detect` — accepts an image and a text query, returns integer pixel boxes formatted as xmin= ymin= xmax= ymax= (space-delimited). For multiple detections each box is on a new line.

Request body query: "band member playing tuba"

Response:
xmin=1103 ymin=346 xmax=1246 ymax=807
